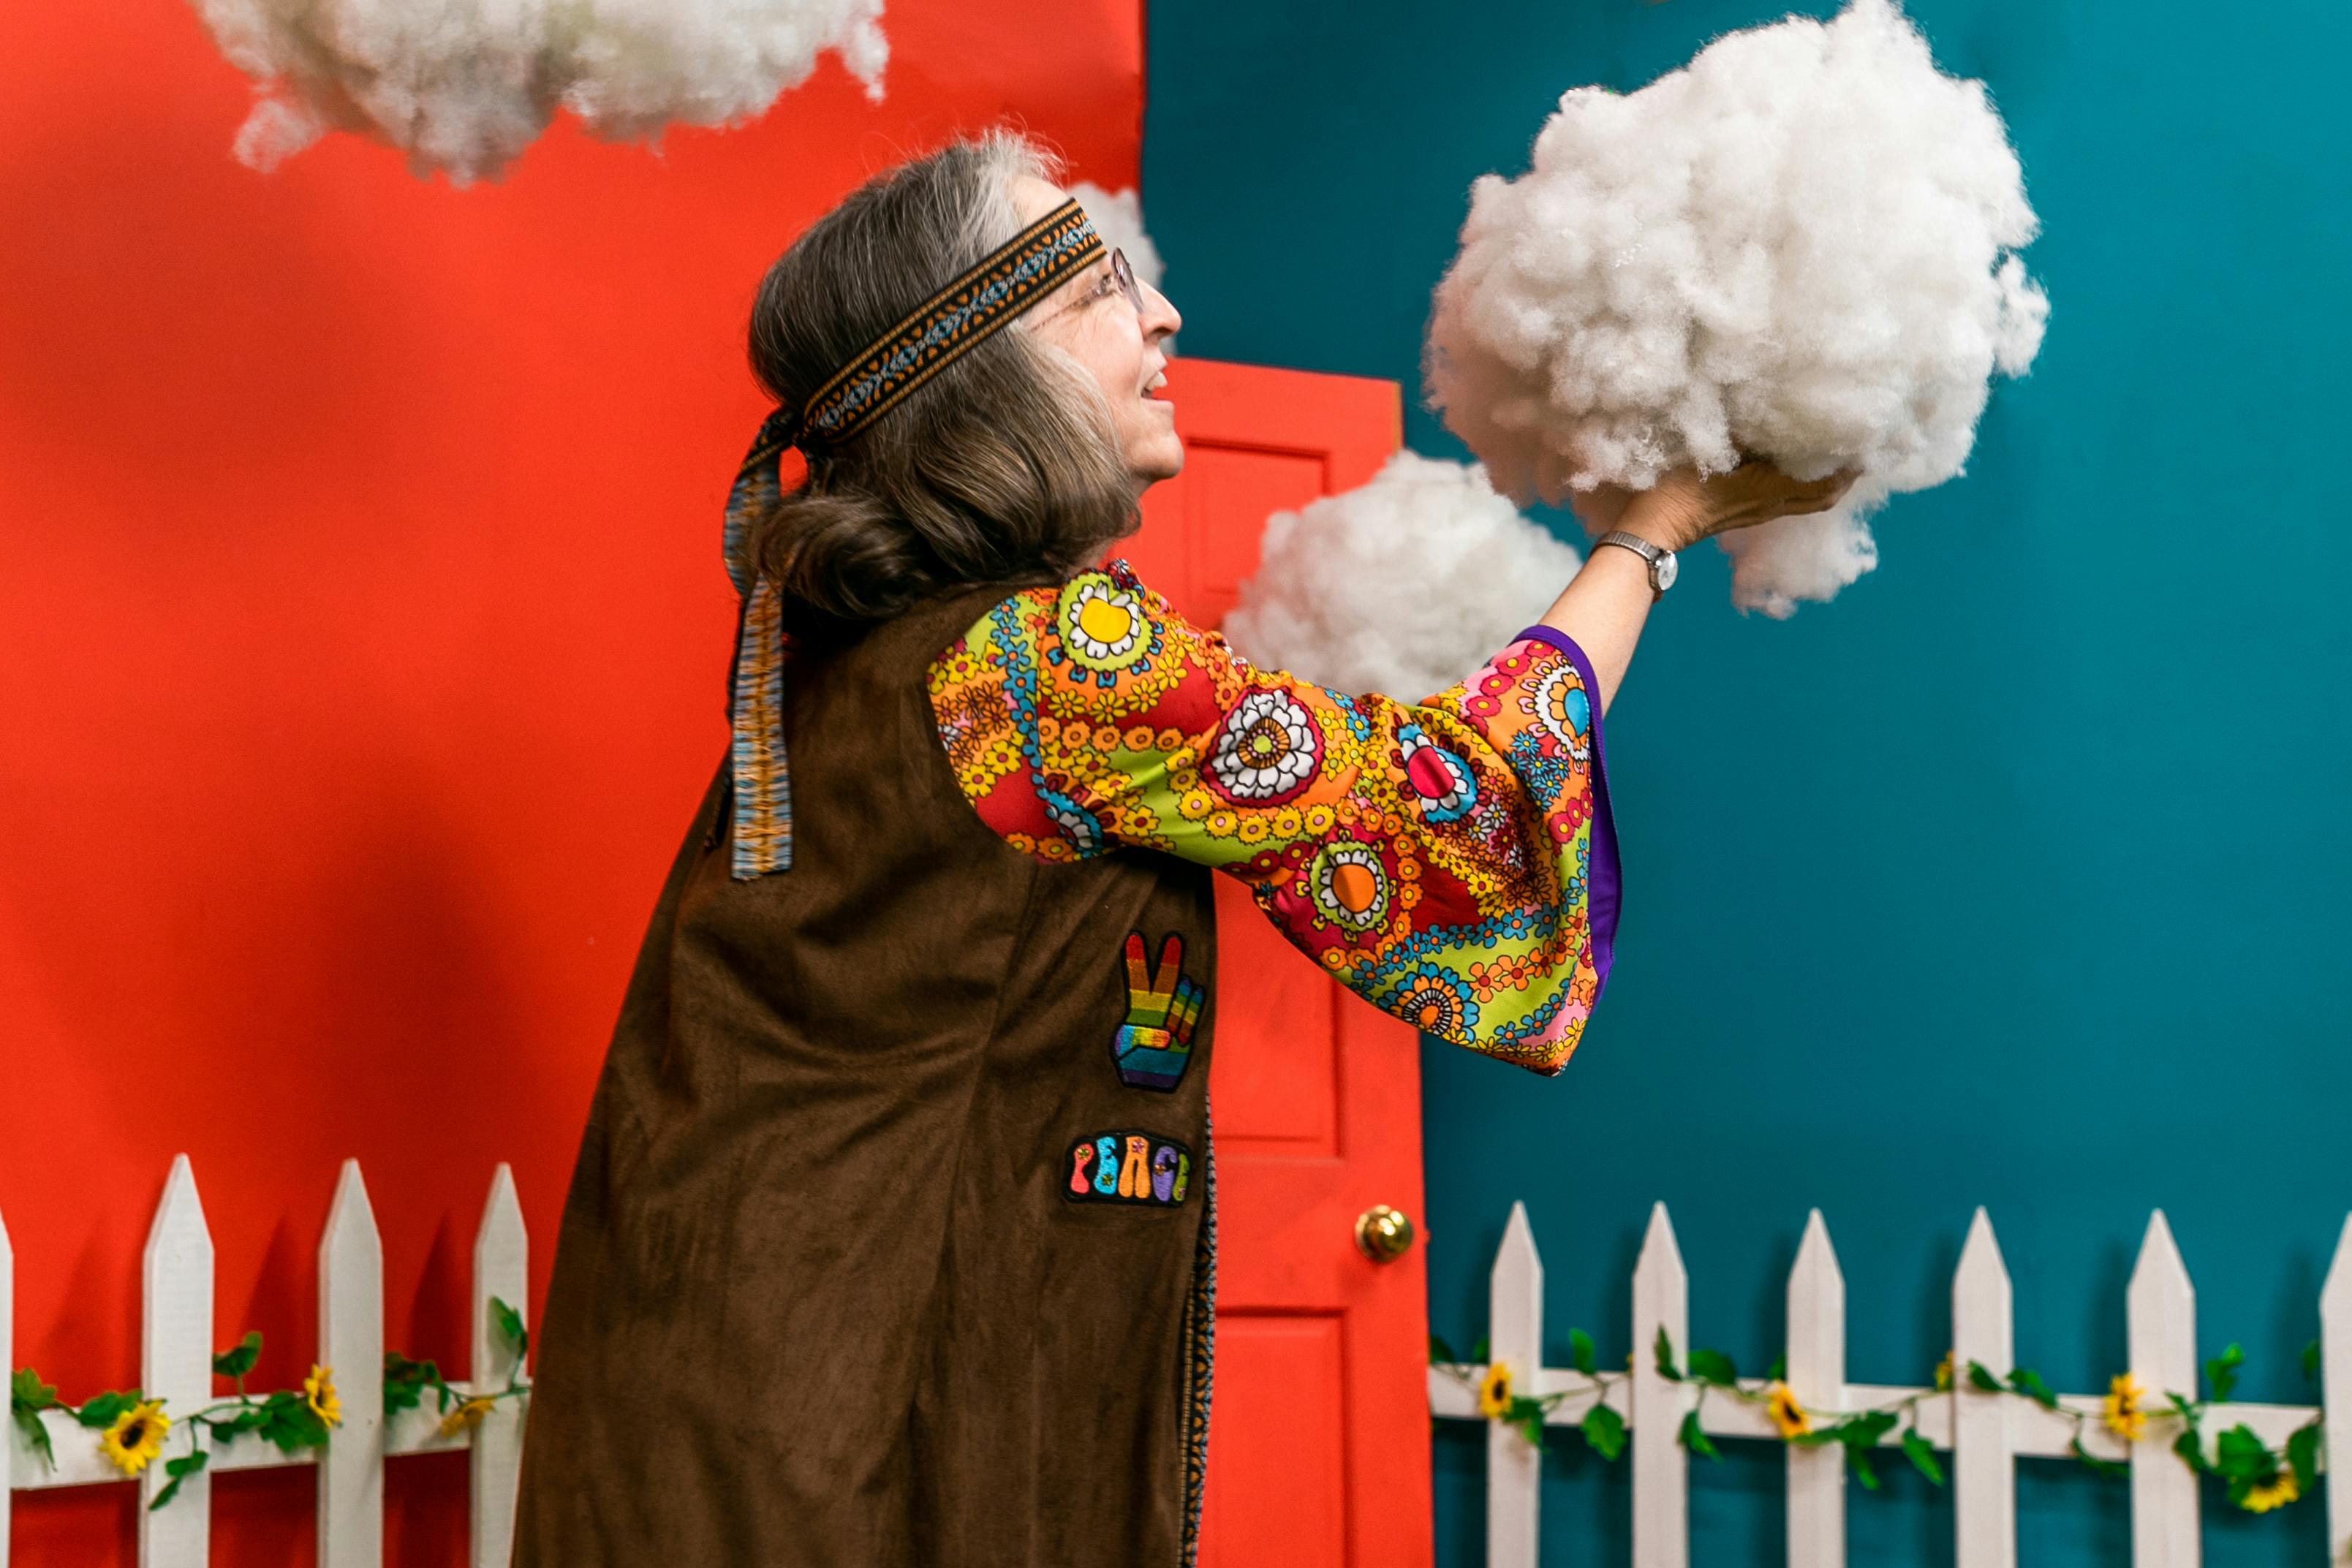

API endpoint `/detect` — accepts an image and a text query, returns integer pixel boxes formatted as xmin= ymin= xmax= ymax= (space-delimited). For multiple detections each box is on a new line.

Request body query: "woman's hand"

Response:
xmin=1540 ymin=461 xmax=1858 ymax=713
xmin=1576 ymin=462 xmax=1860 ymax=553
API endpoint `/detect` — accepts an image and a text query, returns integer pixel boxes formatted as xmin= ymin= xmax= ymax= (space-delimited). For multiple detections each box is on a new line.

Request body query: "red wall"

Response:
xmin=0 ymin=5 xmax=1139 ymax=1561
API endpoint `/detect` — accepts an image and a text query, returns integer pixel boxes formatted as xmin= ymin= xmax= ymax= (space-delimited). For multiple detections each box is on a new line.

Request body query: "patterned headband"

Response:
xmin=742 ymin=197 xmax=1105 ymax=474
xmin=717 ymin=197 xmax=1107 ymax=879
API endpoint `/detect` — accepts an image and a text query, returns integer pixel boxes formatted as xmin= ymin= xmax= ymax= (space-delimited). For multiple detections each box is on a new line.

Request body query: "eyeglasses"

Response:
xmin=1036 ymin=247 xmax=1146 ymax=328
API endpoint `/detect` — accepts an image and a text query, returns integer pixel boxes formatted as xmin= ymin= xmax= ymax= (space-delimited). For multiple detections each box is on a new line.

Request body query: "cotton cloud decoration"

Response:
xmin=1068 ymin=184 xmax=1165 ymax=292
xmin=1225 ymin=452 xmax=1584 ymax=700
xmin=189 ymin=0 xmax=888 ymax=183
xmin=1425 ymin=0 xmax=2047 ymax=616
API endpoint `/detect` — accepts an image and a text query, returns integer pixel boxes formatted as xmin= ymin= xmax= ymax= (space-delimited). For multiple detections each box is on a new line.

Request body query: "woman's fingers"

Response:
xmin=1773 ymin=466 xmax=1860 ymax=516
xmin=1601 ymin=461 xmax=1864 ymax=549
xmin=1714 ymin=462 xmax=1861 ymax=527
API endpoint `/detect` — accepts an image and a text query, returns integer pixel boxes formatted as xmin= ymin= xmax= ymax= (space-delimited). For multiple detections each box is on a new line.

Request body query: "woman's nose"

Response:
xmin=1140 ymin=281 xmax=1181 ymax=341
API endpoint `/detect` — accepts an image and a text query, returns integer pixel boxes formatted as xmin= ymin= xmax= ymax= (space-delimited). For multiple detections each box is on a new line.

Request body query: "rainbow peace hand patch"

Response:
xmin=1111 ymin=931 xmax=1205 ymax=1092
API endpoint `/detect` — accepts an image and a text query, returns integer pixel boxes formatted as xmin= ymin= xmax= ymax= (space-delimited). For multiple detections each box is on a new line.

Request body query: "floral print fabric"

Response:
xmin=927 ymin=561 xmax=1619 ymax=1075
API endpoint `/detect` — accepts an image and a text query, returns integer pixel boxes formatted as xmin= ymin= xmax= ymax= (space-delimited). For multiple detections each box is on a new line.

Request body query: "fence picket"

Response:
xmin=1630 ymin=1202 xmax=1689 ymax=1568
xmin=1951 ymin=1208 xmax=2014 ymax=1568
xmin=1 ymin=1200 xmax=13 ymax=1568
xmin=1786 ymin=1210 xmax=1845 ymax=1567
xmin=470 ymin=1164 xmax=528 ymax=1568
xmin=1486 ymin=1202 xmax=1542 ymax=1568
xmin=142 ymin=1156 xmax=214 ymax=1568
xmin=318 ymin=1161 xmax=384 ymax=1568
xmin=2321 ymin=1213 xmax=2352 ymax=1564
xmin=2126 ymin=1211 xmax=2196 ymax=1567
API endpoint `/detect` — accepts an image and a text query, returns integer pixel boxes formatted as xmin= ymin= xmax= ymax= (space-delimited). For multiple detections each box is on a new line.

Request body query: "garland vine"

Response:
xmin=1432 ymin=1328 xmax=2323 ymax=1516
xmin=9 ymin=1298 xmax=532 ymax=1511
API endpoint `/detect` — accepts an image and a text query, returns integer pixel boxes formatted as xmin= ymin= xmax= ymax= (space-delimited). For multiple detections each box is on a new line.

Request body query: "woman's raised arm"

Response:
xmin=931 ymin=564 xmax=1618 ymax=1075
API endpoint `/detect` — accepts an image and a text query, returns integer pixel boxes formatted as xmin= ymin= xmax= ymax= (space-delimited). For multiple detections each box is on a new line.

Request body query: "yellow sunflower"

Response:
xmin=2241 ymin=1469 xmax=2299 ymax=1513
xmin=1477 ymin=1363 xmax=1514 ymax=1420
xmin=2102 ymin=1374 xmax=2146 ymax=1443
xmin=437 ymin=1395 xmax=497 ymax=1440
xmin=99 ymin=1400 xmax=170 ymax=1477
xmin=1934 ymin=1353 xmax=1954 ymax=1393
xmin=1766 ymin=1383 xmax=1811 ymax=1439
xmin=304 ymin=1365 xmax=344 ymax=1428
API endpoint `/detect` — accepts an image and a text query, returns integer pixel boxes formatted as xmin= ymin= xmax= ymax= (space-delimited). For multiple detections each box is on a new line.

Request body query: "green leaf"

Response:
xmin=2172 ymin=1425 xmax=2211 ymax=1475
xmin=1469 ymin=1335 xmax=1490 ymax=1365
xmin=2206 ymin=1344 xmax=2244 ymax=1404
xmin=1901 ymin=1427 xmax=1945 ymax=1485
xmin=211 ymin=1330 xmax=262 ymax=1379
xmin=1581 ymin=1402 xmax=1627 ymax=1462
xmin=11 ymin=1367 xmax=58 ymax=1414
xmin=1842 ymin=1411 xmax=1900 ymax=1446
xmin=2007 ymin=1367 xmax=2060 ymax=1412
xmin=490 ymin=1296 xmax=529 ymax=1362
xmin=10 ymin=1369 xmax=58 ymax=1472
xmin=211 ymin=1404 xmax=265 ymax=1444
xmin=1965 ymin=1361 xmax=2003 ymax=1394
xmin=1679 ymin=1408 xmax=1720 ymax=1461
xmin=1427 ymin=1334 xmax=1457 ymax=1366
xmin=1514 ymin=1410 xmax=1548 ymax=1452
xmin=383 ymin=1353 xmax=442 ymax=1418
xmin=2303 ymin=1340 xmax=2323 ymax=1387
xmin=2070 ymin=1436 xmax=2128 ymax=1480
xmin=1851 ymin=1446 xmax=1880 ymax=1491
xmin=2212 ymin=1423 xmax=2274 ymax=1483
xmin=2165 ymin=1391 xmax=2200 ymax=1423
xmin=1687 ymin=1348 xmax=1739 ymax=1388
xmin=1766 ymin=1354 xmax=1787 ymax=1382
xmin=76 ymin=1390 xmax=140 ymax=1431
xmin=258 ymin=1393 xmax=330 ymax=1454
xmin=148 ymin=1443 xmax=211 ymax=1510
xmin=1653 ymin=1327 xmax=1682 ymax=1382
xmin=151 ymin=1445 xmax=208 ymax=1510
xmin=2286 ymin=1423 xmax=2322 ymax=1494
xmin=1568 ymin=1328 xmax=1597 ymax=1377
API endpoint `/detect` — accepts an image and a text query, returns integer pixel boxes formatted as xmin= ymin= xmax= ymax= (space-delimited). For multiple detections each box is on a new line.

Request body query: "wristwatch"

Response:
xmin=1593 ymin=530 xmax=1679 ymax=598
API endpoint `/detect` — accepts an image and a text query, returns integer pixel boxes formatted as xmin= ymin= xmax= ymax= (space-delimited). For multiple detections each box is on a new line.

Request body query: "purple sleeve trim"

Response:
xmin=1510 ymin=626 xmax=1620 ymax=1004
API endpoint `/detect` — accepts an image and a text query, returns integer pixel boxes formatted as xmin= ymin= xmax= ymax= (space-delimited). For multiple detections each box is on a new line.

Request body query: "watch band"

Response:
xmin=1593 ymin=530 xmax=1676 ymax=596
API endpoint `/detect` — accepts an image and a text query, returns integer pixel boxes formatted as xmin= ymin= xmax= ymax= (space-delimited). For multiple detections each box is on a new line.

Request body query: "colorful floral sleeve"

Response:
xmin=926 ymin=561 xmax=1619 ymax=1075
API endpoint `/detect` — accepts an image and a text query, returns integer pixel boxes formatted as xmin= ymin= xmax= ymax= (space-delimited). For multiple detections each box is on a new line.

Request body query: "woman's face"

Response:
xmin=1015 ymin=176 xmax=1184 ymax=497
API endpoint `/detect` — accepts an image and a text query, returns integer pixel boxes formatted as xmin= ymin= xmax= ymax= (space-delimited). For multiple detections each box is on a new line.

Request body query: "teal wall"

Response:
xmin=1145 ymin=1 xmax=2351 ymax=1561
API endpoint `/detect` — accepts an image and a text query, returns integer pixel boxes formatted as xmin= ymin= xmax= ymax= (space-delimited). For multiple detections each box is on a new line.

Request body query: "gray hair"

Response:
xmin=743 ymin=132 xmax=1136 ymax=647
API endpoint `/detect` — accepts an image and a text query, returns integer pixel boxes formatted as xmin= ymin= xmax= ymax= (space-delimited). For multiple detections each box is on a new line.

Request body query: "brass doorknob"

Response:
xmin=1353 ymin=1204 xmax=1416 ymax=1263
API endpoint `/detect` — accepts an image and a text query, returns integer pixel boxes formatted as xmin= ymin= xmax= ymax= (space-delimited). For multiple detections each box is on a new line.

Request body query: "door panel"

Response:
xmin=1130 ymin=358 xmax=1433 ymax=1568
xmin=1196 ymin=1313 xmax=1350 ymax=1568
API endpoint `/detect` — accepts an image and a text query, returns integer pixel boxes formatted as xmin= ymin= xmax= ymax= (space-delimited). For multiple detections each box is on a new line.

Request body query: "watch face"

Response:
xmin=1654 ymin=551 xmax=1679 ymax=592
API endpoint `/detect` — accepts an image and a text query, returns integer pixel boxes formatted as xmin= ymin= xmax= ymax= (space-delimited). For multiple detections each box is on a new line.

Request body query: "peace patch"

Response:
xmin=1064 ymin=1131 xmax=1192 ymax=1207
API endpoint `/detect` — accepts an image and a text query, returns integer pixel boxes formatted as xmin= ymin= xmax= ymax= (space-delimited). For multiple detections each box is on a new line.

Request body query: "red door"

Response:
xmin=1124 ymin=359 xmax=1434 ymax=1568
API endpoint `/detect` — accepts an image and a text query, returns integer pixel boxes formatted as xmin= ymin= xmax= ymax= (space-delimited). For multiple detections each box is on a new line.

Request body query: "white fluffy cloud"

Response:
xmin=1225 ymin=452 xmax=1584 ymax=699
xmin=1426 ymin=0 xmax=2046 ymax=616
xmin=191 ymin=0 xmax=889 ymax=183
xmin=1068 ymin=183 xmax=1164 ymax=292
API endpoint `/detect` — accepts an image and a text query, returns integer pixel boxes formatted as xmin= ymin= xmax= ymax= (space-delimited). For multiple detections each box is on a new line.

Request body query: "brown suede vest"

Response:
xmin=513 ymin=585 xmax=1218 ymax=1568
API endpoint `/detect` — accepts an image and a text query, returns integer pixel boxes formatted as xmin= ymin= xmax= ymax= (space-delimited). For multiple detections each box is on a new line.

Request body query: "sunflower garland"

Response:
xmin=97 ymin=1400 xmax=170 ymax=1477
xmin=1434 ymin=1328 xmax=2328 ymax=1518
xmin=9 ymin=1297 xmax=531 ymax=1511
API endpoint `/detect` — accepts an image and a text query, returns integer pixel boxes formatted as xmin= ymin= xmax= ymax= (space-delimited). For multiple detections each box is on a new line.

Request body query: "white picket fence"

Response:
xmin=2 ymin=1155 xmax=529 ymax=1568
xmin=1430 ymin=1202 xmax=2352 ymax=1567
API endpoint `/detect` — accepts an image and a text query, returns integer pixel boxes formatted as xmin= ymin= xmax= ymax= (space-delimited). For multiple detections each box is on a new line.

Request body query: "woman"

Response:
xmin=512 ymin=132 xmax=1849 ymax=1568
